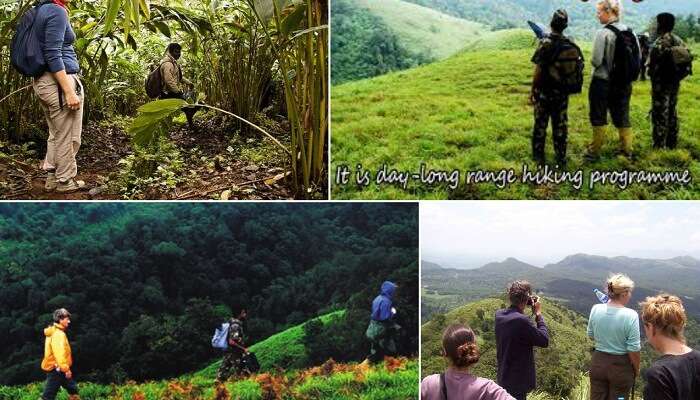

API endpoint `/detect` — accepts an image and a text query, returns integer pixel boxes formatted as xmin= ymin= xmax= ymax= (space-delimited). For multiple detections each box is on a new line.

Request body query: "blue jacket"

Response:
xmin=35 ymin=3 xmax=79 ymax=74
xmin=495 ymin=306 xmax=549 ymax=395
xmin=371 ymin=281 xmax=396 ymax=322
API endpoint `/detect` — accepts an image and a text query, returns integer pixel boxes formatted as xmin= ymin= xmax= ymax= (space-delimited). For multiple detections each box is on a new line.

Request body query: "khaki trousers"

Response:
xmin=589 ymin=350 xmax=636 ymax=400
xmin=33 ymin=72 xmax=84 ymax=182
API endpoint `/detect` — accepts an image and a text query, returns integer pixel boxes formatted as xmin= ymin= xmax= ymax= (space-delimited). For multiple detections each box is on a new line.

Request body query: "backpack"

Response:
xmin=211 ymin=322 xmax=230 ymax=350
xmin=657 ymin=36 xmax=694 ymax=83
xmin=606 ymin=25 xmax=641 ymax=86
xmin=546 ymin=37 xmax=585 ymax=94
xmin=10 ymin=0 xmax=54 ymax=77
xmin=240 ymin=352 xmax=260 ymax=374
xmin=145 ymin=63 xmax=165 ymax=99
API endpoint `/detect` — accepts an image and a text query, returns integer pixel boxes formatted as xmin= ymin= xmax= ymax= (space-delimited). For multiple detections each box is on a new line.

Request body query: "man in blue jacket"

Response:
xmin=495 ymin=281 xmax=549 ymax=400
xmin=366 ymin=281 xmax=400 ymax=364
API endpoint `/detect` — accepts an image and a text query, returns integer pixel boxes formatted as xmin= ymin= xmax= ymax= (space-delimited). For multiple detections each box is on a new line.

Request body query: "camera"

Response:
xmin=526 ymin=295 xmax=539 ymax=306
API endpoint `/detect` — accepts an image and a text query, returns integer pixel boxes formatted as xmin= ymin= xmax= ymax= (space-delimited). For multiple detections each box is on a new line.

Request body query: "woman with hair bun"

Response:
xmin=587 ymin=273 xmax=641 ymax=400
xmin=641 ymin=294 xmax=700 ymax=400
xmin=421 ymin=324 xmax=514 ymax=400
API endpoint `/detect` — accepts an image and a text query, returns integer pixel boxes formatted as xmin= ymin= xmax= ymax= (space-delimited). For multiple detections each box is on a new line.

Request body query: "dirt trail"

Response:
xmin=1 ymin=119 xmax=293 ymax=200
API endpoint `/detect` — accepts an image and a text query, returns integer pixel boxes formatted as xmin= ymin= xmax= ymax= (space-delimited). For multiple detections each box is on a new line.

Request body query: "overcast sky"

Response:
xmin=421 ymin=202 xmax=700 ymax=269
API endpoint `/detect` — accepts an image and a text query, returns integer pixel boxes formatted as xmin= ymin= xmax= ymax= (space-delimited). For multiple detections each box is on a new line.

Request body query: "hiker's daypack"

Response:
xmin=145 ymin=63 xmax=164 ymax=99
xmin=10 ymin=0 xmax=53 ymax=77
xmin=606 ymin=25 xmax=641 ymax=86
xmin=657 ymin=36 xmax=694 ymax=83
xmin=240 ymin=352 xmax=260 ymax=374
xmin=546 ymin=37 xmax=585 ymax=94
xmin=212 ymin=322 xmax=230 ymax=350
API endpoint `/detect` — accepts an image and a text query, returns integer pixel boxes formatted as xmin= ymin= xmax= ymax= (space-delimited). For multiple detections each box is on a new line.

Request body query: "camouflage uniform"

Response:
xmin=531 ymin=33 xmax=570 ymax=166
xmin=649 ymin=33 xmax=685 ymax=149
xmin=215 ymin=318 xmax=245 ymax=382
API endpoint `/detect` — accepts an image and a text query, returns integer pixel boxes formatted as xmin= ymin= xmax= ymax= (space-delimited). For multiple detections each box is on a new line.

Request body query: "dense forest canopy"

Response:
xmin=0 ymin=203 xmax=418 ymax=385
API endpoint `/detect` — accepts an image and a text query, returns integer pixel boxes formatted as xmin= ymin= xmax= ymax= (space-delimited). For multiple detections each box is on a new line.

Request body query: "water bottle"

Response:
xmin=594 ymin=288 xmax=609 ymax=304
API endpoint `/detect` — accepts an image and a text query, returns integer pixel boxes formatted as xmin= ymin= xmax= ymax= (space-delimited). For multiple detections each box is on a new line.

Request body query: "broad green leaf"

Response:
xmin=139 ymin=0 xmax=150 ymax=20
xmin=103 ymin=0 xmax=121 ymax=34
xmin=123 ymin=0 xmax=131 ymax=41
xmin=280 ymin=3 xmax=304 ymax=36
xmin=80 ymin=21 xmax=97 ymax=34
xmin=137 ymin=98 xmax=187 ymax=113
xmin=153 ymin=21 xmax=171 ymax=37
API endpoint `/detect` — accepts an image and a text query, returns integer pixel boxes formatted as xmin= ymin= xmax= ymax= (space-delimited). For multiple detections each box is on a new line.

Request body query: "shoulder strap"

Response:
xmin=605 ymin=24 xmax=621 ymax=36
xmin=440 ymin=372 xmax=448 ymax=400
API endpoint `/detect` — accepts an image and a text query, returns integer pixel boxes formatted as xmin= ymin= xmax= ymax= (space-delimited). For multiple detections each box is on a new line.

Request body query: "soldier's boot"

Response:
xmin=618 ymin=127 xmax=633 ymax=158
xmin=585 ymin=126 xmax=606 ymax=161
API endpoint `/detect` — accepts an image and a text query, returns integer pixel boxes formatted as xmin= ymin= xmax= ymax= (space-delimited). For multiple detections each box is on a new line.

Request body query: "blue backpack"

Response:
xmin=10 ymin=0 xmax=53 ymax=77
xmin=212 ymin=322 xmax=230 ymax=350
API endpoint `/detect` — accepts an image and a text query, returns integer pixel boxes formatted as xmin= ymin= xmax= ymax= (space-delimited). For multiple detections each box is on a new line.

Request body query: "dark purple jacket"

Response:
xmin=495 ymin=306 xmax=549 ymax=395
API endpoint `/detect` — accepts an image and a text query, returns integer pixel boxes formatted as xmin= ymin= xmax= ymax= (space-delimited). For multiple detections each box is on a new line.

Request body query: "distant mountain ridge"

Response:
xmin=422 ymin=254 xmax=700 ymax=322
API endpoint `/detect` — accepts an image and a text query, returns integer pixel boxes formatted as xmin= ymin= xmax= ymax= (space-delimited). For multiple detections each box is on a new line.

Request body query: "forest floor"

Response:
xmin=0 ymin=113 xmax=296 ymax=200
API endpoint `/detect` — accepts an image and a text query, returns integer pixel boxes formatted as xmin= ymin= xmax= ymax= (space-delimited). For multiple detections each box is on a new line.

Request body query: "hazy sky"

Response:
xmin=421 ymin=202 xmax=700 ymax=269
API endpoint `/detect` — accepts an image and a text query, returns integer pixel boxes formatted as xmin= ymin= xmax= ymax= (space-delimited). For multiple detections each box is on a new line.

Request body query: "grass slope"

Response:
xmin=331 ymin=30 xmax=700 ymax=200
xmin=0 ymin=310 xmax=419 ymax=399
xmin=354 ymin=0 xmax=483 ymax=60
xmin=421 ymin=298 xmax=591 ymax=397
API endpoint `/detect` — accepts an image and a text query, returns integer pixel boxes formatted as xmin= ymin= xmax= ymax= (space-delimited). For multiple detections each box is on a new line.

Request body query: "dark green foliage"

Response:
xmin=302 ymin=261 xmax=419 ymax=364
xmin=0 ymin=203 xmax=418 ymax=385
xmin=331 ymin=0 xmax=427 ymax=84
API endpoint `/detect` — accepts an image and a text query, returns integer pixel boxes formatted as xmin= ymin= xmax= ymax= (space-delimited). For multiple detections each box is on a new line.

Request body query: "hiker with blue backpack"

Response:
xmin=586 ymin=0 xmax=642 ymax=161
xmin=214 ymin=308 xmax=249 ymax=382
xmin=11 ymin=0 xmax=86 ymax=193
xmin=366 ymin=281 xmax=401 ymax=364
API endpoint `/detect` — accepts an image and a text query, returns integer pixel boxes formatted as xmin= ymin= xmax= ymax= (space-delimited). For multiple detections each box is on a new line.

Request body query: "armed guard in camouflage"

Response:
xmin=649 ymin=13 xmax=693 ymax=149
xmin=215 ymin=308 xmax=248 ymax=382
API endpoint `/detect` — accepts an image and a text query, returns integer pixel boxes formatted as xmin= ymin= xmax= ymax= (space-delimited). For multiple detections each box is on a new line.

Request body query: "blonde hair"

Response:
xmin=640 ymin=294 xmax=687 ymax=343
xmin=597 ymin=0 xmax=622 ymax=20
xmin=606 ymin=273 xmax=634 ymax=299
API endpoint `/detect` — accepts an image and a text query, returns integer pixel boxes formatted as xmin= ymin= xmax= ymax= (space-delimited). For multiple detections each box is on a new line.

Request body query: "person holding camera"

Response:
xmin=587 ymin=274 xmax=641 ymax=400
xmin=495 ymin=281 xmax=549 ymax=400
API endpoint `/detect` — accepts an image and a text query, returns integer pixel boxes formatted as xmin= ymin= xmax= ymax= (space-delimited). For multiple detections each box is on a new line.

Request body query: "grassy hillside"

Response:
xmin=421 ymin=297 xmax=591 ymax=398
xmin=0 ymin=311 xmax=419 ymax=399
xmin=0 ymin=358 xmax=418 ymax=400
xmin=354 ymin=0 xmax=483 ymax=60
xmin=331 ymin=30 xmax=700 ymax=200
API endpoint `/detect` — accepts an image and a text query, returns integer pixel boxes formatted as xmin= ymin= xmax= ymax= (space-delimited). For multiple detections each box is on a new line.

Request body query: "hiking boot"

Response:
xmin=618 ymin=127 xmax=633 ymax=157
xmin=56 ymin=179 xmax=86 ymax=193
xmin=45 ymin=172 xmax=57 ymax=192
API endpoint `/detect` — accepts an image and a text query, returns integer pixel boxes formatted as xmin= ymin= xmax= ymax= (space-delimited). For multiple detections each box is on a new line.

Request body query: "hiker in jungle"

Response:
xmin=366 ymin=281 xmax=401 ymax=364
xmin=41 ymin=308 xmax=80 ymax=400
xmin=587 ymin=274 xmax=641 ymax=400
xmin=215 ymin=307 xmax=248 ymax=382
xmin=30 ymin=0 xmax=85 ymax=193
xmin=648 ymin=13 xmax=694 ymax=150
xmin=641 ymin=294 xmax=700 ymax=400
xmin=158 ymin=43 xmax=197 ymax=128
xmin=586 ymin=0 xmax=642 ymax=161
xmin=495 ymin=281 xmax=549 ymax=400
xmin=421 ymin=324 xmax=515 ymax=400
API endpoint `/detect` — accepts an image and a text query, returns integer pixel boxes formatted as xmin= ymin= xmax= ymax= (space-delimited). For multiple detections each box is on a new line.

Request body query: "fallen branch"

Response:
xmin=0 ymin=152 xmax=38 ymax=171
xmin=175 ymin=172 xmax=290 ymax=200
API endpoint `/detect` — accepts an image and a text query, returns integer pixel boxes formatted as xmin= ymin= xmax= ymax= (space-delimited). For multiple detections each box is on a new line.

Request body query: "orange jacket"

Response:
xmin=41 ymin=324 xmax=72 ymax=372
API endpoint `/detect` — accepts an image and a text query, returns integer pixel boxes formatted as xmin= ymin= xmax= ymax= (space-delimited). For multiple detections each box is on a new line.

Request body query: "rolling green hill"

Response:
xmin=403 ymin=0 xmax=700 ymax=38
xmin=0 ymin=311 xmax=419 ymax=399
xmin=421 ymin=297 xmax=591 ymax=398
xmin=354 ymin=0 xmax=483 ymax=61
xmin=331 ymin=30 xmax=700 ymax=200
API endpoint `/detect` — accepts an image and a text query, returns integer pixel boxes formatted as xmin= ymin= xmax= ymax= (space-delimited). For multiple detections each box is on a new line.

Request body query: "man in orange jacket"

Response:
xmin=41 ymin=308 xmax=79 ymax=400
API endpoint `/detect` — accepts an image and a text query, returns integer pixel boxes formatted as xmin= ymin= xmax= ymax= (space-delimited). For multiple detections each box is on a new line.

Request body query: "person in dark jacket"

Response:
xmin=32 ymin=0 xmax=85 ymax=193
xmin=495 ymin=281 xmax=549 ymax=400
xmin=366 ymin=281 xmax=401 ymax=364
